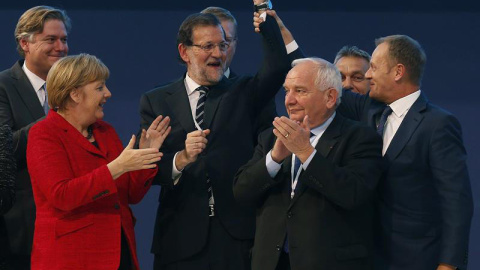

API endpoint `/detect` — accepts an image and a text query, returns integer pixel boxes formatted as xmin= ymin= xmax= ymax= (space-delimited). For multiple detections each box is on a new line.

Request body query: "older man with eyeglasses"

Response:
xmin=138 ymin=5 xmax=302 ymax=270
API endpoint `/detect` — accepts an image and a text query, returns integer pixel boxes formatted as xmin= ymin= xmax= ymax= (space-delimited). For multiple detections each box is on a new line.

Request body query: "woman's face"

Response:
xmin=76 ymin=80 xmax=111 ymax=123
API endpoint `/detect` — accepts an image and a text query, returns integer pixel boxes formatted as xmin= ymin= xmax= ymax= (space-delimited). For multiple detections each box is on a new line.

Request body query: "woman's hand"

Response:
xmin=108 ymin=135 xmax=163 ymax=179
xmin=139 ymin=115 xmax=171 ymax=150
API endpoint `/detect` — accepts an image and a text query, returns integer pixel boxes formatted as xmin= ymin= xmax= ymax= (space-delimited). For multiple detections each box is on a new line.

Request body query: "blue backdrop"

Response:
xmin=0 ymin=2 xmax=478 ymax=269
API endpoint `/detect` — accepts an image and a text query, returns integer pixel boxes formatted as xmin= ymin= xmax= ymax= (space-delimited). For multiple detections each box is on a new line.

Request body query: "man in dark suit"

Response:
xmin=234 ymin=57 xmax=384 ymax=270
xmin=139 ymin=11 xmax=296 ymax=270
xmin=0 ymin=6 xmax=70 ymax=269
xmin=337 ymin=35 xmax=473 ymax=270
xmin=201 ymin=6 xmax=297 ymax=143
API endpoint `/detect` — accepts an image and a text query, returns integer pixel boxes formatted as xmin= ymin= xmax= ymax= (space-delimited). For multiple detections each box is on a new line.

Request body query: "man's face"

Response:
xmin=336 ymin=56 xmax=370 ymax=95
xmin=283 ymin=61 xmax=337 ymax=128
xmin=366 ymin=42 xmax=397 ymax=104
xmin=221 ymin=20 xmax=237 ymax=70
xmin=179 ymin=25 xmax=227 ymax=86
xmin=21 ymin=19 xmax=68 ymax=79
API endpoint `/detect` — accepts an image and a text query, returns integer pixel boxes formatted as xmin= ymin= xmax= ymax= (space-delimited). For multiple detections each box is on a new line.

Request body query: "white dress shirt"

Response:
xmin=382 ymin=90 xmax=421 ymax=155
xmin=22 ymin=62 xmax=46 ymax=105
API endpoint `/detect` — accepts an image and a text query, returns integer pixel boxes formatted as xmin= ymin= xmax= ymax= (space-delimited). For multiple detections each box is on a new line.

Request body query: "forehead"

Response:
xmin=220 ymin=20 xmax=236 ymax=37
xmin=371 ymin=43 xmax=390 ymax=63
xmin=285 ymin=62 xmax=316 ymax=86
xmin=37 ymin=19 xmax=67 ymax=35
xmin=191 ymin=25 xmax=224 ymax=43
xmin=336 ymin=56 xmax=369 ymax=72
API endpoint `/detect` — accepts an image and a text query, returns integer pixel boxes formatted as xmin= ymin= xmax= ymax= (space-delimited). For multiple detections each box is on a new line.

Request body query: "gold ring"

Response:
xmin=285 ymin=133 xmax=289 ymax=138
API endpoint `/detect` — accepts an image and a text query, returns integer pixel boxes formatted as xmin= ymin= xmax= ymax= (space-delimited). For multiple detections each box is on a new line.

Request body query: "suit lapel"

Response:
xmin=288 ymin=114 xmax=342 ymax=208
xmin=384 ymin=93 xmax=427 ymax=161
xmin=10 ymin=61 xmax=45 ymax=118
xmin=203 ymin=78 xmax=227 ymax=129
xmin=165 ymin=79 xmax=196 ymax=133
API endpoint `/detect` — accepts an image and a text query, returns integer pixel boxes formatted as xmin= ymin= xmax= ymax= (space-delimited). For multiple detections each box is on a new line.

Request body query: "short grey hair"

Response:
xmin=334 ymin=45 xmax=371 ymax=64
xmin=291 ymin=57 xmax=342 ymax=105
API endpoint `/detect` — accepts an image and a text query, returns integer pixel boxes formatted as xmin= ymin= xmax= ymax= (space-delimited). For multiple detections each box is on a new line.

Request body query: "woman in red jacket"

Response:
xmin=27 ymin=54 xmax=171 ymax=270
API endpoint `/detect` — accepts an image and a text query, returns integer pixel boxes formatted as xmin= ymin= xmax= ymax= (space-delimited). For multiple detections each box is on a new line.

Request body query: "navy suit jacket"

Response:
xmin=139 ymin=16 xmax=294 ymax=265
xmin=0 ymin=60 xmax=45 ymax=260
xmin=338 ymin=90 xmax=473 ymax=270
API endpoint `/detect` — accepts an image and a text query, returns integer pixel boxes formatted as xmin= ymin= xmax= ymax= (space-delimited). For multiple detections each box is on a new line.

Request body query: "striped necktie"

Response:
xmin=195 ymin=86 xmax=208 ymax=129
xmin=40 ymin=83 xmax=49 ymax=115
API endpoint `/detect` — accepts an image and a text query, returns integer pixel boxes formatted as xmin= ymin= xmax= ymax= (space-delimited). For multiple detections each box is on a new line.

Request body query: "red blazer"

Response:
xmin=27 ymin=111 xmax=156 ymax=270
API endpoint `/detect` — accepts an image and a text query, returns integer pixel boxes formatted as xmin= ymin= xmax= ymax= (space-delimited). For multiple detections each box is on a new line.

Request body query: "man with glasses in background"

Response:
xmin=139 ymin=4 xmax=300 ymax=269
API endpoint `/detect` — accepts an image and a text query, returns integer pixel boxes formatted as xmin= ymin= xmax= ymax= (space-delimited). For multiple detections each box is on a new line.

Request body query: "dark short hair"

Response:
xmin=176 ymin=13 xmax=223 ymax=64
xmin=334 ymin=45 xmax=371 ymax=64
xmin=375 ymin=35 xmax=426 ymax=86
xmin=15 ymin=6 xmax=71 ymax=57
xmin=201 ymin=6 xmax=237 ymax=30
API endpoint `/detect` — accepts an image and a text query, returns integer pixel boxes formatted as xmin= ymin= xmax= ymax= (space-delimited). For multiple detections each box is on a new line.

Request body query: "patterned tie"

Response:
xmin=195 ymin=86 xmax=208 ymax=130
xmin=377 ymin=106 xmax=392 ymax=136
xmin=40 ymin=83 xmax=49 ymax=115
xmin=195 ymin=86 xmax=214 ymax=214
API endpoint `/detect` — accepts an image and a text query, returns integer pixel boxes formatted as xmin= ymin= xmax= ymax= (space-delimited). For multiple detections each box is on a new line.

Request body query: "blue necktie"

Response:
xmin=377 ymin=106 xmax=392 ymax=136
xmin=41 ymin=83 xmax=49 ymax=115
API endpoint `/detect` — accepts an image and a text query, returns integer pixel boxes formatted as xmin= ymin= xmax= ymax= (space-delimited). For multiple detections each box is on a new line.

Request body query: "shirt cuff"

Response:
xmin=301 ymin=149 xmax=317 ymax=170
xmin=172 ymin=152 xmax=182 ymax=185
xmin=286 ymin=40 xmax=299 ymax=54
xmin=266 ymin=150 xmax=282 ymax=178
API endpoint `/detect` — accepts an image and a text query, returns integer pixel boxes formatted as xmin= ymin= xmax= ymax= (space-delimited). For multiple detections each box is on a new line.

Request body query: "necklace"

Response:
xmin=85 ymin=126 xmax=93 ymax=140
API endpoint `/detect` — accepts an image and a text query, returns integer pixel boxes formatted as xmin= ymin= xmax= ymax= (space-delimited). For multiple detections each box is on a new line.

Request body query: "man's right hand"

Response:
xmin=271 ymin=135 xmax=290 ymax=163
xmin=175 ymin=129 xmax=211 ymax=171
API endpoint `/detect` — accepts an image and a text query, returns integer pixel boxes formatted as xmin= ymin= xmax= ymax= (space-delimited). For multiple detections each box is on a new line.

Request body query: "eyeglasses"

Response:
xmin=191 ymin=42 xmax=230 ymax=52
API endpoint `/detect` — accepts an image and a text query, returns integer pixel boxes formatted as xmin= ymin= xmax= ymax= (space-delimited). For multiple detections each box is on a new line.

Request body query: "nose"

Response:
xmin=54 ymin=39 xmax=68 ymax=53
xmin=104 ymin=85 xmax=112 ymax=99
xmin=343 ymin=76 xmax=353 ymax=90
xmin=211 ymin=44 xmax=224 ymax=58
xmin=285 ymin=91 xmax=296 ymax=106
xmin=365 ymin=68 xmax=372 ymax=79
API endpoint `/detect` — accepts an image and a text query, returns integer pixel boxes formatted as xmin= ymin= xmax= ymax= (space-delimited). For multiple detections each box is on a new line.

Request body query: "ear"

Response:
xmin=325 ymin=88 xmax=338 ymax=109
xmin=69 ymin=88 xmax=82 ymax=104
xmin=394 ymin=63 xmax=406 ymax=82
xmin=178 ymin=43 xmax=190 ymax=64
xmin=19 ymin=38 xmax=30 ymax=54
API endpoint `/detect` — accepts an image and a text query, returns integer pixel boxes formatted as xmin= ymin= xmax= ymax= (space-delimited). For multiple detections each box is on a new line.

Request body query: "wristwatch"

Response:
xmin=254 ymin=0 xmax=273 ymax=12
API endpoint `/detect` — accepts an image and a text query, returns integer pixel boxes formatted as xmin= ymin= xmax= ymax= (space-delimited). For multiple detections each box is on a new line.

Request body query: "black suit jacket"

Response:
xmin=139 ymin=17 xmax=293 ymax=265
xmin=338 ymin=90 xmax=474 ymax=270
xmin=233 ymin=114 xmax=384 ymax=270
xmin=0 ymin=60 xmax=45 ymax=258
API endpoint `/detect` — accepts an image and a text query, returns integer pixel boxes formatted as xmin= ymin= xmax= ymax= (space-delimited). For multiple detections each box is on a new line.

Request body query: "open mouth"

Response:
xmin=207 ymin=61 xmax=222 ymax=68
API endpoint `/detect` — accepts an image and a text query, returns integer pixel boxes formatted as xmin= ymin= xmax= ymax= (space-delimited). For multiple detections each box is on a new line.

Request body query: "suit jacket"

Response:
xmin=338 ymin=90 xmax=474 ymax=270
xmin=26 ymin=111 xmax=156 ymax=270
xmin=139 ymin=17 xmax=293 ymax=265
xmin=0 ymin=60 xmax=45 ymax=259
xmin=233 ymin=114 xmax=384 ymax=270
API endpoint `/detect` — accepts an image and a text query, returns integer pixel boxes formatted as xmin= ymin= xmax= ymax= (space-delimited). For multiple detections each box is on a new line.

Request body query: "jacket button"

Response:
xmin=287 ymin=212 xmax=292 ymax=218
xmin=276 ymin=245 xmax=281 ymax=251
xmin=114 ymin=203 xmax=120 ymax=210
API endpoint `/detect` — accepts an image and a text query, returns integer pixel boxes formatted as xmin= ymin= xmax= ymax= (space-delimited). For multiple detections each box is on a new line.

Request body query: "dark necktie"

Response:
xmin=195 ymin=86 xmax=214 ymax=214
xmin=377 ymin=106 xmax=392 ymax=136
xmin=195 ymin=86 xmax=208 ymax=130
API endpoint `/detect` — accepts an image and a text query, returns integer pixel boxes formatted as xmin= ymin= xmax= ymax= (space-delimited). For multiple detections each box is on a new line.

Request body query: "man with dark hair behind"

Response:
xmin=334 ymin=45 xmax=371 ymax=95
xmin=139 ymin=6 xmax=300 ymax=269
xmin=0 ymin=5 xmax=70 ymax=269
xmin=338 ymin=34 xmax=473 ymax=270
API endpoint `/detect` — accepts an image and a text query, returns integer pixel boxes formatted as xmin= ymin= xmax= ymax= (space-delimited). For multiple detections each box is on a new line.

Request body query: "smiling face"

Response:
xmin=283 ymin=61 xmax=337 ymax=128
xmin=365 ymin=42 xmax=398 ymax=104
xmin=75 ymin=80 xmax=111 ymax=124
xmin=179 ymin=25 xmax=226 ymax=86
xmin=336 ymin=56 xmax=370 ymax=95
xmin=21 ymin=19 xmax=68 ymax=80
xmin=220 ymin=19 xmax=237 ymax=70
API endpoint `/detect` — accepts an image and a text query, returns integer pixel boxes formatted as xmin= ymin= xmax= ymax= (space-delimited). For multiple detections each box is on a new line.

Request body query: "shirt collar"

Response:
xmin=224 ymin=68 xmax=231 ymax=79
xmin=310 ymin=111 xmax=336 ymax=136
xmin=22 ymin=62 xmax=45 ymax=92
xmin=184 ymin=73 xmax=202 ymax=96
xmin=389 ymin=90 xmax=421 ymax=118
